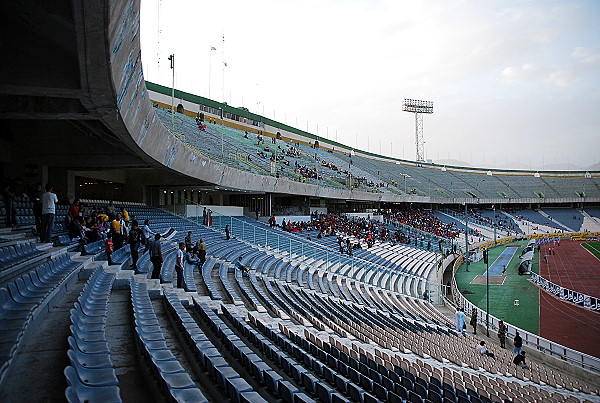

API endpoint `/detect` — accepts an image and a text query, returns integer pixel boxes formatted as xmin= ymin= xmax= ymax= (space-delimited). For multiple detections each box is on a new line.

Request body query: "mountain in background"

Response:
xmin=431 ymin=159 xmax=598 ymax=171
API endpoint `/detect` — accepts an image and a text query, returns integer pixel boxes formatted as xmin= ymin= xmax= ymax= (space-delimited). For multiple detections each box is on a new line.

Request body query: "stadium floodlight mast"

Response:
xmin=402 ymin=99 xmax=434 ymax=162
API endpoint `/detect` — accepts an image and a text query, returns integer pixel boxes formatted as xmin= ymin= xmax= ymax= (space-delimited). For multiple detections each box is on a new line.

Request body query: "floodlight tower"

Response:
xmin=402 ymin=99 xmax=434 ymax=162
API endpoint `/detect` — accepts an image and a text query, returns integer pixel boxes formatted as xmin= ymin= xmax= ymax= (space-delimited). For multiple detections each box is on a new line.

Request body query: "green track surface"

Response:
xmin=582 ymin=241 xmax=600 ymax=259
xmin=455 ymin=240 xmax=540 ymax=334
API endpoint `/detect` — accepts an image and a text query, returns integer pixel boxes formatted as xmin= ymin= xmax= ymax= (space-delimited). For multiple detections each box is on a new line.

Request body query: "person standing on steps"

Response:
xmin=513 ymin=331 xmax=523 ymax=355
xmin=150 ymin=234 xmax=163 ymax=280
xmin=498 ymin=320 xmax=507 ymax=349
xmin=195 ymin=238 xmax=207 ymax=268
xmin=175 ymin=242 xmax=185 ymax=288
xmin=456 ymin=308 xmax=466 ymax=336
xmin=225 ymin=224 xmax=230 ymax=240
xmin=142 ymin=219 xmax=155 ymax=254
xmin=40 ymin=183 xmax=58 ymax=243
xmin=470 ymin=308 xmax=478 ymax=335
xmin=127 ymin=220 xmax=143 ymax=272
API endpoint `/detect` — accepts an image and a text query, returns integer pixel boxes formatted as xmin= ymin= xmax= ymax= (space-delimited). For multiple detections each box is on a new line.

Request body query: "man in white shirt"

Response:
xmin=40 ymin=184 xmax=58 ymax=243
xmin=142 ymin=219 xmax=155 ymax=253
xmin=175 ymin=242 xmax=185 ymax=288
xmin=477 ymin=341 xmax=495 ymax=359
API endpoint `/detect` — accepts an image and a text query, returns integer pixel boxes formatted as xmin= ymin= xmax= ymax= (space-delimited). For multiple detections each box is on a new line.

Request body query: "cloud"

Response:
xmin=571 ymin=46 xmax=600 ymax=64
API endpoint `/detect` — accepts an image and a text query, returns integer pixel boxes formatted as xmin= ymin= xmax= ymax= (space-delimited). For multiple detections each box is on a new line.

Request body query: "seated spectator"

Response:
xmin=185 ymin=247 xmax=201 ymax=267
xmin=513 ymin=351 xmax=529 ymax=369
xmin=477 ymin=341 xmax=495 ymax=359
xmin=235 ymin=256 xmax=249 ymax=274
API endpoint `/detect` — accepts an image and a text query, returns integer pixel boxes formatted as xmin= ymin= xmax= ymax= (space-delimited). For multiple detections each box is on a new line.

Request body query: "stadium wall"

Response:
xmin=89 ymin=0 xmax=600 ymax=209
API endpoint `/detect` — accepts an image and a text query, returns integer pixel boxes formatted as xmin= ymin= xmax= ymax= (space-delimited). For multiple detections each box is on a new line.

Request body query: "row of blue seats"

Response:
xmin=0 ymin=241 xmax=45 ymax=272
xmin=192 ymin=299 xmax=272 ymax=402
xmin=164 ymin=291 xmax=260 ymax=402
xmin=222 ymin=305 xmax=335 ymax=403
xmin=272 ymin=314 xmax=477 ymax=403
xmin=131 ymin=280 xmax=207 ymax=402
xmin=234 ymin=267 xmax=264 ymax=312
xmin=64 ymin=267 xmax=121 ymax=402
xmin=248 ymin=310 xmax=379 ymax=403
xmin=0 ymin=253 xmax=81 ymax=382
xmin=220 ymin=264 xmax=243 ymax=304
xmin=200 ymin=258 xmax=221 ymax=299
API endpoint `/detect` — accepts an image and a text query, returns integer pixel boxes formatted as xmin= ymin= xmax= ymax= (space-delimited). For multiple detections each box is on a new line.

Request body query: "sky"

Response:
xmin=140 ymin=0 xmax=600 ymax=170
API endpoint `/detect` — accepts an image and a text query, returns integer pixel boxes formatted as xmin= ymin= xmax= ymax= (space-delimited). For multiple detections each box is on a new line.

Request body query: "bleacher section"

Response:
xmin=1 ymin=202 xmax=599 ymax=402
xmin=153 ymin=105 xmax=600 ymax=198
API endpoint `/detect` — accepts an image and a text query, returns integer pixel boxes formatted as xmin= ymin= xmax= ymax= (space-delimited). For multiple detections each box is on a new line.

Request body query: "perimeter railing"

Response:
xmin=449 ymin=246 xmax=600 ymax=373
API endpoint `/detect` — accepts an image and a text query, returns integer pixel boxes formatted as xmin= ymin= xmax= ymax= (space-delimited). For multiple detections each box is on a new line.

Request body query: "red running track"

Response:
xmin=540 ymin=239 xmax=600 ymax=296
xmin=539 ymin=240 xmax=600 ymax=358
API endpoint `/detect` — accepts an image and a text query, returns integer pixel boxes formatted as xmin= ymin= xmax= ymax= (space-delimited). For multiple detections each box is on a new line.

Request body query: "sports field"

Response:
xmin=457 ymin=238 xmax=600 ymax=358
xmin=583 ymin=241 xmax=600 ymax=260
xmin=455 ymin=240 xmax=540 ymax=334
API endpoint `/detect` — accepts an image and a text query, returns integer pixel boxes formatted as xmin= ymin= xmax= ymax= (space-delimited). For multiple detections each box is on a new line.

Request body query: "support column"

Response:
xmin=66 ymin=170 xmax=76 ymax=203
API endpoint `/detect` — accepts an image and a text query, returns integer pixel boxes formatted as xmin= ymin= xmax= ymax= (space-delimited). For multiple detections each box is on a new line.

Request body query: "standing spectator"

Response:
xmin=104 ymin=232 xmax=114 ymax=265
xmin=477 ymin=341 xmax=495 ymax=359
xmin=121 ymin=207 xmax=130 ymax=228
xmin=3 ymin=176 xmax=22 ymax=228
xmin=255 ymin=208 xmax=260 ymax=220
xmin=513 ymin=331 xmax=523 ymax=355
xmin=40 ymin=183 xmax=58 ymax=243
xmin=150 ymin=234 xmax=163 ymax=280
xmin=142 ymin=219 xmax=155 ymax=253
xmin=184 ymin=231 xmax=193 ymax=250
xmin=106 ymin=201 xmax=115 ymax=220
xmin=470 ymin=308 xmax=478 ymax=335
xmin=513 ymin=351 xmax=529 ymax=369
xmin=195 ymin=238 xmax=207 ymax=267
xmin=225 ymin=224 xmax=230 ymax=240
xmin=175 ymin=242 xmax=185 ymax=288
xmin=128 ymin=220 xmax=143 ymax=271
xmin=498 ymin=320 xmax=507 ymax=349
xmin=456 ymin=308 xmax=466 ymax=336
xmin=202 ymin=207 xmax=207 ymax=225
xmin=111 ymin=212 xmax=127 ymax=250
xmin=68 ymin=200 xmax=80 ymax=224
xmin=105 ymin=233 xmax=114 ymax=265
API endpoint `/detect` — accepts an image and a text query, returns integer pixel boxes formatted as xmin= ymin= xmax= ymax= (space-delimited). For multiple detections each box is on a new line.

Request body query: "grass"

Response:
xmin=455 ymin=239 xmax=540 ymax=334
xmin=582 ymin=241 xmax=600 ymax=260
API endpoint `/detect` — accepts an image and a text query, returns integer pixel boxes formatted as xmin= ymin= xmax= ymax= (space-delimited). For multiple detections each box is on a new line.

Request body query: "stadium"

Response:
xmin=1 ymin=1 xmax=599 ymax=402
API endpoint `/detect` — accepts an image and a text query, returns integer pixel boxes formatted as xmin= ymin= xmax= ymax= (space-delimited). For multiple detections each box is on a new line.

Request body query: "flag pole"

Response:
xmin=209 ymin=47 xmax=212 ymax=99
xmin=222 ymin=33 xmax=225 ymax=104
xmin=168 ymin=54 xmax=175 ymax=133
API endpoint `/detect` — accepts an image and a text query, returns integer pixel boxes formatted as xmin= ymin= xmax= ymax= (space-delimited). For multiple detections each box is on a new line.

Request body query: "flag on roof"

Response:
xmin=211 ymin=46 xmax=216 ymax=50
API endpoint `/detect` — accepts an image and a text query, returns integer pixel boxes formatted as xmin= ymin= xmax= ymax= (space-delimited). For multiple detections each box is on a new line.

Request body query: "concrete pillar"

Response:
xmin=40 ymin=165 xmax=49 ymax=188
xmin=66 ymin=170 xmax=76 ymax=203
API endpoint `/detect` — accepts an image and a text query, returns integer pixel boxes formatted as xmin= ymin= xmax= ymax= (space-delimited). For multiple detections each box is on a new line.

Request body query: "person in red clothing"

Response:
xmin=68 ymin=200 xmax=80 ymax=223
xmin=105 ymin=233 xmax=114 ymax=265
